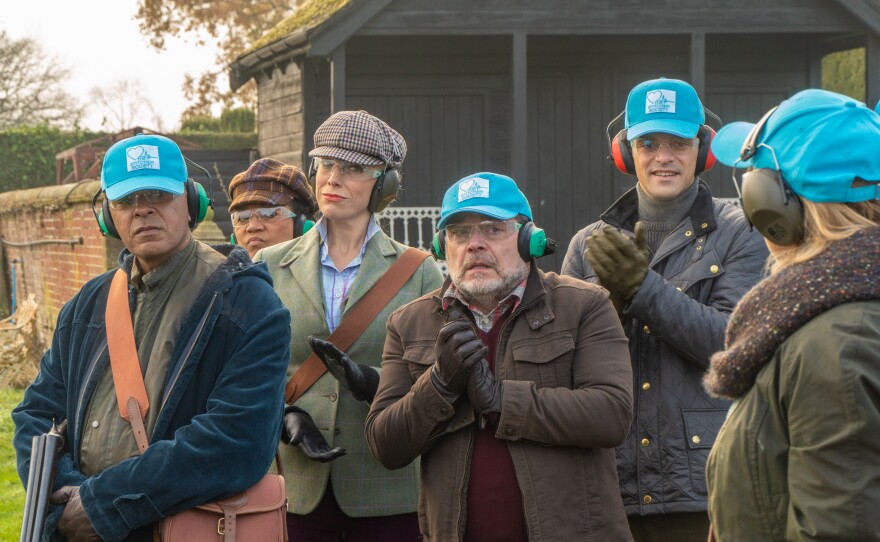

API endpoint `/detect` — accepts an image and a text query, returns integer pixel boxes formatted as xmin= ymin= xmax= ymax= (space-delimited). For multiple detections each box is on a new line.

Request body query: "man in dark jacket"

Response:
xmin=12 ymin=133 xmax=290 ymax=541
xmin=367 ymin=172 xmax=634 ymax=541
xmin=561 ymin=78 xmax=768 ymax=541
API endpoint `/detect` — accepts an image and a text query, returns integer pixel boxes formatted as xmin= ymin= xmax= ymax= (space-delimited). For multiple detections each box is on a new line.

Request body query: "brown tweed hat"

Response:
xmin=308 ymin=110 xmax=407 ymax=168
xmin=227 ymin=158 xmax=318 ymax=216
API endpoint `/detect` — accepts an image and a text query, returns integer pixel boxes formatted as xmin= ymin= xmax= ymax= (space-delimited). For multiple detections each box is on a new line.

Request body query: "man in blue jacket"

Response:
xmin=12 ymin=133 xmax=290 ymax=541
xmin=562 ymin=78 xmax=767 ymax=541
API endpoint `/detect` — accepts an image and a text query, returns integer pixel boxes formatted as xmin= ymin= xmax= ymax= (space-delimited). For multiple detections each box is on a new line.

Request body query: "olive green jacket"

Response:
xmin=707 ymin=300 xmax=880 ymax=541
xmin=257 ymin=227 xmax=443 ymax=516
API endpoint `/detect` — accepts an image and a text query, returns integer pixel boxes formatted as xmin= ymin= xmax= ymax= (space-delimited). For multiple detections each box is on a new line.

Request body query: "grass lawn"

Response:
xmin=0 ymin=387 xmax=25 ymax=540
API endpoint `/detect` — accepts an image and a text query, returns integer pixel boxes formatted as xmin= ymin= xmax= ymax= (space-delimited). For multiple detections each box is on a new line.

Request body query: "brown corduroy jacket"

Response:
xmin=366 ymin=265 xmax=635 ymax=542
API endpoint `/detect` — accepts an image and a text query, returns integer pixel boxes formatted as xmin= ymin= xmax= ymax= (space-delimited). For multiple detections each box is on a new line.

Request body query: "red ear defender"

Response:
xmin=696 ymin=125 xmax=717 ymax=174
xmin=611 ymin=129 xmax=636 ymax=175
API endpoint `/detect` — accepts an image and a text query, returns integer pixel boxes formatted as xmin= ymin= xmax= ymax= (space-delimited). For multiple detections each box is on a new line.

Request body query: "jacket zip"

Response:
xmin=451 ymin=291 xmax=545 ymax=539
xmin=73 ymin=340 xmax=108 ymax=452
xmin=160 ymin=293 xmax=218 ymax=413
xmin=456 ymin=426 xmax=476 ymax=540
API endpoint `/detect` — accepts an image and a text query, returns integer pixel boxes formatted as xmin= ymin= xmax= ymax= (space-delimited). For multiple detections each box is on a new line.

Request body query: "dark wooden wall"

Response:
xmin=253 ymin=0 xmax=873 ymax=271
xmin=256 ymin=61 xmax=307 ymax=166
xmin=186 ymin=149 xmax=254 ymax=238
xmin=293 ymin=33 xmax=814 ymax=270
xmin=362 ymin=0 xmax=862 ymax=35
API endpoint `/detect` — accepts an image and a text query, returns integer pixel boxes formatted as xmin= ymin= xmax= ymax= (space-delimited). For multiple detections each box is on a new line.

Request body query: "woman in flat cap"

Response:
xmin=228 ymin=158 xmax=319 ymax=258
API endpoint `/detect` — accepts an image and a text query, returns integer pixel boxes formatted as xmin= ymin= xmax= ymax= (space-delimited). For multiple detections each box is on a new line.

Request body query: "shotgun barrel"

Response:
xmin=19 ymin=420 xmax=67 ymax=542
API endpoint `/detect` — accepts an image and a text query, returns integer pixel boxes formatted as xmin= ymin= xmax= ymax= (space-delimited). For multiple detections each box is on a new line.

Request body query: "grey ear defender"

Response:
xmin=740 ymin=168 xmax=804 ymax=246
xmin=736 ymin=106 xmax=805 ymax=246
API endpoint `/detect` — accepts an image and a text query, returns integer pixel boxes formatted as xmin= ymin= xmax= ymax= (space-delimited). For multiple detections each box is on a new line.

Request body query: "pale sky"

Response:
xmin=2 ymin=0 xmax=223 ymax=132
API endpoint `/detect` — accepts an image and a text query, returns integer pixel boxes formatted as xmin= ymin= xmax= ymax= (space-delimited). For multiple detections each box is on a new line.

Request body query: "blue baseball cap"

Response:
xmin=711 ymin=89 xmax=880 ymax=203
xmin=101 ymin=133 xmax=187 ymax=201
xmin=625 ymin=78 xmax=705 ymax=140
xmin=438 ymin=172 xmax=532 ymax=229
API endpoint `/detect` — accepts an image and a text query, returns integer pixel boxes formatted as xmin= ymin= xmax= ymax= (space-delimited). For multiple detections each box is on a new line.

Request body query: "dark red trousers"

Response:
xmin=285 ymin=483 xmax=422 ymax=542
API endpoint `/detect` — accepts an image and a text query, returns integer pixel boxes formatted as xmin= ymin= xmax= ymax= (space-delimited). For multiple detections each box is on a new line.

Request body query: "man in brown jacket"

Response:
xmin=365 ymin=172 xmax=634 ymax=541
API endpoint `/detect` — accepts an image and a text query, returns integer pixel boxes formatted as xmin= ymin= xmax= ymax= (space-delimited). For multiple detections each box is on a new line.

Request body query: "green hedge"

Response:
xmin=176 ymin=132 xmax=257 ymax=150
xmin=0 ymin=127 xmax=257 ymax=193
xmin=822 ymin=48 xmax=866 ymax=102
xmin=0 ymin=126 xmax=103 ymax=192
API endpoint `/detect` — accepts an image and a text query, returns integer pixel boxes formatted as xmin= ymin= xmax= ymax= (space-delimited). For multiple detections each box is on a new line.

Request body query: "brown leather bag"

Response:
xmin=106 ymin=269 xmax=288 ymax=542
xmin=157 ymin=457 xmax=287 ymax=542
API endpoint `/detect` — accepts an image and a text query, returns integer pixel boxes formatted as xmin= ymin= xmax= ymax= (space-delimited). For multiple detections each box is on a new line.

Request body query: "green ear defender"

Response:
xmin=295 ymin=214 xmax=315 ymax=237
xmin=189 ymin=181 xmax=210 ymax=227
xmin=431 ymin=230 xmax=446 ymax=260
xmin=516 ymin=222 xmax=557 ymax=260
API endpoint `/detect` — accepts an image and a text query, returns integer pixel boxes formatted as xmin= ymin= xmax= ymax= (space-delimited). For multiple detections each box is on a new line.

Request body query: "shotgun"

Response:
xmin=19 ymin=419 xmax=67 ymax=542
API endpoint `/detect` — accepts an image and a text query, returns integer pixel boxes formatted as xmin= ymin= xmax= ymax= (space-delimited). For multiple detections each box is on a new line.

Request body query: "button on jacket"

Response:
xmin=366 ymin=266 xmax=634 ymax=541
xmin=562 ymin=182 xmax=768 ymax=515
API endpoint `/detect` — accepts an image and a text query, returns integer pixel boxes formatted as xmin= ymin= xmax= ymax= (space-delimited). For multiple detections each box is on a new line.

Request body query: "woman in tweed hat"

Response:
xmin=228 ymin=158 xmax=319 ymax=258
xmin=255 ymin=110 xmax=443 ymax=541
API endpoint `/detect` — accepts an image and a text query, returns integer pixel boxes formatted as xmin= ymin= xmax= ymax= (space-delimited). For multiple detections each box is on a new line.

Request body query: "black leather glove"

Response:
xmin=432 ymin=310 xmax=487 ymax=397
xmin=309 ymin=336 xmax=380 ymax=403
xmin=467 ymin=359 xmax=503 ymax=428
xmin=50 ymin=486 xmax=102 ymax=541
xmin=586 ymin=221 xmax=649 ymax=302
xmin=281 ymin=405 xmax=346 ymax=462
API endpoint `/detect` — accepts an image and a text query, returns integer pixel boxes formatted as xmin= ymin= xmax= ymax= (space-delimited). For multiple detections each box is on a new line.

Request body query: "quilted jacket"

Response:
xmin=562 ymin=181 xmax=768 ymax=515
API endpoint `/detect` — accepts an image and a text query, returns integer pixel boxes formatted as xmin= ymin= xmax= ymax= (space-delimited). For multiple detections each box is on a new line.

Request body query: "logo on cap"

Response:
xmin=646 ymin=90 xmax=676 ymax=114
xmin=458 ymin=178 xmax=490 ymax=202
xmin=125 ymin=145 xmax=161 ymax=172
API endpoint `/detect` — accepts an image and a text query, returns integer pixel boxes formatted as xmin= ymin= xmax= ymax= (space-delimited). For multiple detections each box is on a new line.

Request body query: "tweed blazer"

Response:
xmin=257 ymin=225 xmax=443 ymax=517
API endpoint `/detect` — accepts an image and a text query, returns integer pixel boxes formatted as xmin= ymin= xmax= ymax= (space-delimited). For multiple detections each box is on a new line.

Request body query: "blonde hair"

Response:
xmin=768 ymin=199 xmax=880 ymax=274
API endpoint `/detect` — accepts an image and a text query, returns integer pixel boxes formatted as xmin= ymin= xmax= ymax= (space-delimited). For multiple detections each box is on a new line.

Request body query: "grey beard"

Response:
xmin=453 ymin=259 xmax=529 ymax=310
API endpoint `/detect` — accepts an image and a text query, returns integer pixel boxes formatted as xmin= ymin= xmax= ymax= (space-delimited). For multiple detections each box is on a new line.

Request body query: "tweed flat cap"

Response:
xmin=308 ymin=110 xmax=407 ymax=168
xmin=228 ymin=158 xmax=318 ymax=216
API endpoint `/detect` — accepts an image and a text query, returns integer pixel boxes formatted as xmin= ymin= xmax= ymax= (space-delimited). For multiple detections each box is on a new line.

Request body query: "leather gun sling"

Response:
xmin=284 ymin=247 xmax=430 ymax=404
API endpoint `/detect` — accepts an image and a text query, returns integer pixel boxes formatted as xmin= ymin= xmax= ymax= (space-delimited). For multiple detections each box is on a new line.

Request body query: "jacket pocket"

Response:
xmin=402 ymin=342 xmax=435 ymax=381
xmin=511 ymin=332 xmax=575 ymax=388
xmin=682 ymin=408 xmax=727 ymax=496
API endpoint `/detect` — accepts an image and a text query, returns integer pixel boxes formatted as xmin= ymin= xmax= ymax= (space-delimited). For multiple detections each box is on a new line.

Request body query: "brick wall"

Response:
xmin=0 ymin=180 xmax=123 ymax=352
xmin=0 ymin=179 xmax=231 ymax=356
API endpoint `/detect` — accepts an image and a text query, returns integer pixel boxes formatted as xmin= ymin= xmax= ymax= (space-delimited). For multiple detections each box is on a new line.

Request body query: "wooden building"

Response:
xmin=230 ymin=0 xmax=880 ymax=271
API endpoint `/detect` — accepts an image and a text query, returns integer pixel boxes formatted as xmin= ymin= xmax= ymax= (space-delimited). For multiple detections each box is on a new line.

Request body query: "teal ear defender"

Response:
xmin=430 ymin=221 xmax=556 ymax=261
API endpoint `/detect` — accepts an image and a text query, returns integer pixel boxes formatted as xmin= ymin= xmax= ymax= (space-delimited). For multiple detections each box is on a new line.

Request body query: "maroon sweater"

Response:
xmin=464 ymin=310 xmax=528 ymax=542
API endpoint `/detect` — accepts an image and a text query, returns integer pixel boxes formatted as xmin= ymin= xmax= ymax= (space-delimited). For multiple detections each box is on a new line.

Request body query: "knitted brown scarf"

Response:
xmin=704 ymin=227 xmax=880 ymax=400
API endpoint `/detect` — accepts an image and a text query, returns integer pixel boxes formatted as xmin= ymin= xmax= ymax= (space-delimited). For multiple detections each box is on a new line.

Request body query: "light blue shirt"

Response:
xmin=317 ymin=218 xmax=381 ymax=333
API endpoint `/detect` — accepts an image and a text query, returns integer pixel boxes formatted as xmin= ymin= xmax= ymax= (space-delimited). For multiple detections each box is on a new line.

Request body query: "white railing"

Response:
xmin=378 ymin=206 xmax=441 ymax=252
xmin=378 ymin=206 xmax=446 ymax=274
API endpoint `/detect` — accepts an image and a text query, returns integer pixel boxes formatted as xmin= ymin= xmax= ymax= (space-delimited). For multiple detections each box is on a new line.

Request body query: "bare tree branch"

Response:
xmin=88 ymin=79 xmax=161 ymax=132
xmin=0 ymin=30 xmax=84 ymax=129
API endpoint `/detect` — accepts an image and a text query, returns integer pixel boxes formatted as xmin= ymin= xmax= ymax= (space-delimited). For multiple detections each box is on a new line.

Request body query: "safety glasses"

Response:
xmin=231 ymin=206 xmax=297 ymax=227
xmin=445 ymin=220 xmax=522 ymax=243
xmin=108 ymin=190 xmax=178 ymax=210
xmin=313 ymin=158 xmax=383 ymax=180
xmin=632 ymin=137 xmax=698 ymax=154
